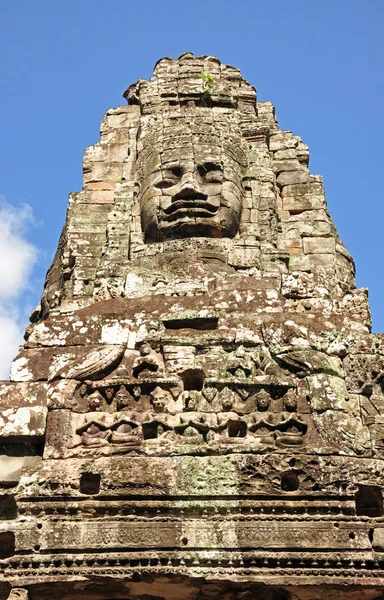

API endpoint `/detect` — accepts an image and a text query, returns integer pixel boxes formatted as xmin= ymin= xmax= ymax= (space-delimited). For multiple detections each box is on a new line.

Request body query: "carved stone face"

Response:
xmin=137 ymin=119 xmax=246 ymax=243
xmin=256 ymin=391 xmax=270 ymax=411
xmin=151 ymin=386 xmax=172 ymax=412
xmin=87 ymin=391 xmax=103 ymax=412
xmin=115 ymin=385 xmax=133 ymax=411
xmin=283 ymin=391 xmax=297 ymax=412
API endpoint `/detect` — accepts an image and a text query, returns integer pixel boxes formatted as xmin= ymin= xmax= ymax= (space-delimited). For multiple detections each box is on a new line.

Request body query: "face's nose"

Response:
xmin=173 ymin=182 xmax=204 ymax=201
xmin=171 ymin=172 xmax=207 ymax=202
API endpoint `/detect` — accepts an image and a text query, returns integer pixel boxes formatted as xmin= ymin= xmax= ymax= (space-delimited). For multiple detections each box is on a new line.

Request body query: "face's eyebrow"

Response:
xmin=146 ymin=164 xmax=179 ymax=180
xmin=198 ymin=161 xmax=223 ymax=170
xmin=162 ymin=167 xmax=180 ymax=174
xmin=162 ymin=162 xmax=181 ymax=170
xmin=161 ymin=165 xmax=184 ymax=178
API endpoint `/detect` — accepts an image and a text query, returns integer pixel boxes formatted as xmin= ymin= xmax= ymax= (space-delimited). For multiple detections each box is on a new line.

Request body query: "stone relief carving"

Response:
xmin=3 ymin=54 xmax=384 ymax=597
xmin=43 ymin=337 xmax=372 ymax=458
xmin=136 ymin=116 xmax=247 ymax=243
xmin=132 ymin=342 xmax=161 ymax=376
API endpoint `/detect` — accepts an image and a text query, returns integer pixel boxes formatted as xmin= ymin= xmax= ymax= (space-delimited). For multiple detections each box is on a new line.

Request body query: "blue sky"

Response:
xmin=0 ymin=0 xmax=383 ymax=376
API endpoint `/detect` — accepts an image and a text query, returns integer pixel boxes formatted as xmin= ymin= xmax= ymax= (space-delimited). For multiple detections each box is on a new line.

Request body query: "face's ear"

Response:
xmin=134 ymin=181 xmax=141 ymax=198
xmin=241 ymin=176 xmax=251 ymax=192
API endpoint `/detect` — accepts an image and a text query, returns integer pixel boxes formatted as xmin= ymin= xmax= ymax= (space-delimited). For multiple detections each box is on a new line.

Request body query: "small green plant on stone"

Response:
xmin=200 ymin=73 xmax=214 ymax=95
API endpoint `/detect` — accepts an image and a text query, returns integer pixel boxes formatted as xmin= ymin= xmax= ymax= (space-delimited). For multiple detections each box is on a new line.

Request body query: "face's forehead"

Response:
xmin=137 ymin=114 xmax=247 ymax=179
xmin=139 ymin=142 xmax=244 ymax=183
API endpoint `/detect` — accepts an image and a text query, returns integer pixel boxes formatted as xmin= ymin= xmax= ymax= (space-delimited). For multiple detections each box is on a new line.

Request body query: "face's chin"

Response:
xmin=158 ymin=217 xmax=224 ymax=241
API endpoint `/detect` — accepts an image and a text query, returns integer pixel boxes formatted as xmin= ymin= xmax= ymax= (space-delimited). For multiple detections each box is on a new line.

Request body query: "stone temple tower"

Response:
xmin=1 ymin=52 xmax=384 ymax=600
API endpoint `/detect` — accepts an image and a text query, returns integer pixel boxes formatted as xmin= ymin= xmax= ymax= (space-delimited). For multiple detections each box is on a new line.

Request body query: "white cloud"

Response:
xmin=0 ymin=310 xmax=25 ymax=379
xmin=0 ymin=202 xmax=37 ymax=298
xmin=0 ymin=200 xmax=38 ymax=379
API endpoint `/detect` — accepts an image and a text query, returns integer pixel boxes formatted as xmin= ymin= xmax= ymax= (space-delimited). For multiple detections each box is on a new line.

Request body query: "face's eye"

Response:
xmin=197 ymin=162 xmax=223 ymax=183
xmin=171 ymin=166 xmax=183 ymax=178
xmin=154 ymin=166 xmax=183 ymax=190
xmin=155 ymin=180 xmax=176 ymax=190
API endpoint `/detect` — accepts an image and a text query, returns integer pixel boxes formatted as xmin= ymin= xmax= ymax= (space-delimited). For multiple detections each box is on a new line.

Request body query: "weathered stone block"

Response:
xmin=303 ymin=236 xmax=336 ymax=254
xmin=277 ymin=169 xmax=310 ymax=186
xmin=100 ymin=105 xmax=140 ymax=132
xmin=269 ymin=131 xmax=298 ymax=151
xmin=0 ymin=406 xmax=47 ymax=437
xmin=83 ymin=160 xmax=123 ymax=183
xmin=282 ymin=182 xmax=326 ymax=211
xmin=289 ymin=252 xmax=336 ymax=272
xmin=273 ymin=159 xmax=302 ymax=173
xmin=67 ymin=203 xmax=110 ymax=233
xmin=0 ymin=381 xmax=47 ymax=408
xmin=83 ymin=190 xmax=115 ymax=204
xmin=273 ymin=149 xmax=297 ymax=160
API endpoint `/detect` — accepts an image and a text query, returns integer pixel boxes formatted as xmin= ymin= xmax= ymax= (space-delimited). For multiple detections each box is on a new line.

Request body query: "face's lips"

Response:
xmin=163 ymin=199 xmax=219 ymax=217
xmin=161 ymin=208 xmax=219 ymax=224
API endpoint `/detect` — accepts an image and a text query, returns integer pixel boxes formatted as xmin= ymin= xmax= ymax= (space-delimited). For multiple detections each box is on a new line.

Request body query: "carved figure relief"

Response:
xmin=132 ymin=343 xmax=161 ymax=377
xmin=52 ymin=341 xmax=322 ymax=457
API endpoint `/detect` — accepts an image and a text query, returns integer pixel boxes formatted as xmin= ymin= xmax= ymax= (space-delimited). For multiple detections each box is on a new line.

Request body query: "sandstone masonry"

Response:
xmin=0 ymin=53 xmax=383 ymax=600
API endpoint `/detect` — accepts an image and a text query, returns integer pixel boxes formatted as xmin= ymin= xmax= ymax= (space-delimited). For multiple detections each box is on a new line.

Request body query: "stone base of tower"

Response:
xmin=2 ymin=577 xmax=384 ymax=600
xmin=1 ymin=454 xmax=384 ymax=599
